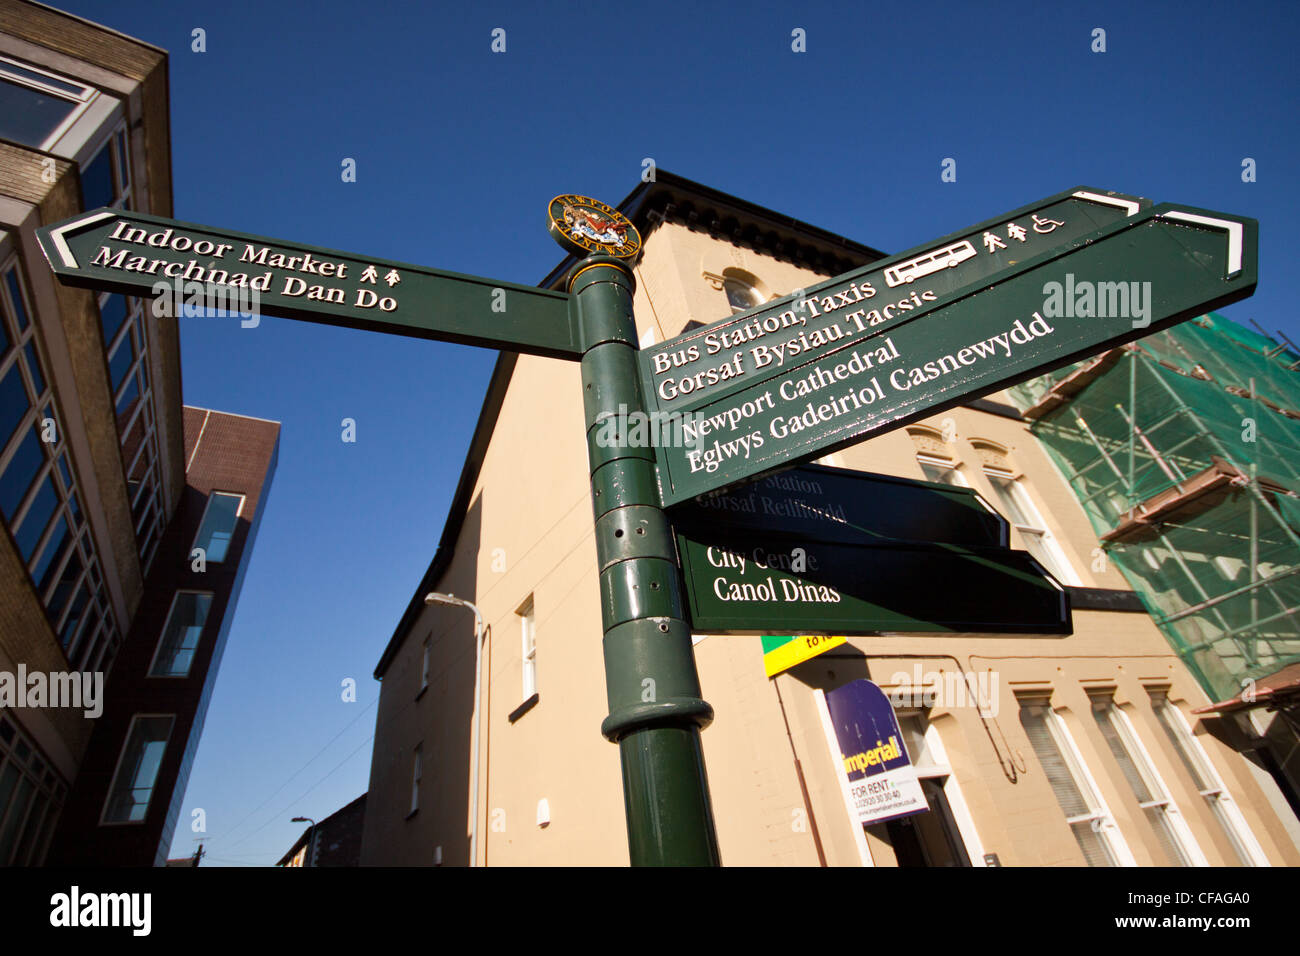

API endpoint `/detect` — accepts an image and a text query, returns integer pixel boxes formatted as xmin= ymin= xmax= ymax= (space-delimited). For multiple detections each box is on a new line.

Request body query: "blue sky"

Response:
xmin=47 ymin=0 xmax=1300 ymax=865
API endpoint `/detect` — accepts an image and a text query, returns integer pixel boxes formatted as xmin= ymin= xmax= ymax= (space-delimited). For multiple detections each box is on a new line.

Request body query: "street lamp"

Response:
xmin=424 ymin=592 xmax=487 ymax=867
xmin=290 ymin=816 xmax=317 ymax=867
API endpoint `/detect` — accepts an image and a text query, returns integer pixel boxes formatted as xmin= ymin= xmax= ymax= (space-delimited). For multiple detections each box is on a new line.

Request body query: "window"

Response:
xmin=0 ymin=55 xmax=97 ymax=150
xmin=1090 ymin=695 xmax=1202 ymax=866
xmin=520 ymin=597 xmax=537 ymax=700
xmin=102 ymin=716 xmax=174 ymax=824
xmin=917 ymin=455 xmax=967 ymax=488
xmin=706 ymin=268 xmax=770 ymax=316
xmin=79 ymin=125 xmax=133 ymax=211
xmin=100 ymin=292 xmax=164 ymax=567
xmin=419 ymin=637 xmax=431 ymax=694
xmin=409 ymin=744 xmax=422 ymax=816
xmin=907 ymin=427 xmax=966 ymax=486
xmin=982 ymin=469 xmax=1076 ymax=584
xmin=1149 ymin=690 xmax=1267 ymax=865
xmin=1 ymin=258 xmax=119 ymax=671
xmin=148 ymin=592 xmax=214 ymax=677
xmin=192 ymin=492 xmax=244 ymax=563
xmin=724 ymin=277 xmax=764 ymax=314
xmin=1018 ymin=697 xmax=1132 ymax=866
xmin=0 ymin=713 xmax=68 ymax=865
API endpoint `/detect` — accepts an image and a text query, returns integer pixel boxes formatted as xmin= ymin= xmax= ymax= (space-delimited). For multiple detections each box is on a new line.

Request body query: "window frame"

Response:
xmin=418 ymin=636 xmax=432 ymax=698
xmin=147 ymin=590 xmax=215 ymax=678
xmin=916 ymin=453 xmax=969 ymax=488
xmin=0 ymin=54 xmax=98 ymax=151
xmin=1089 ymin=693 xmax=1207 ymax=866
xmin=0 ymin=257 xmax=120 ymax=672
xmin=99 ymin=290 xmax=163 ymax=569
xmin=99 ymin=714 xmax=175 ymax=826
xmin=983 ymin=467 xmax=1080 ymax=585
xmin=190 ymin=490 xmax=246 ymax=565
xmin=0 ymin=712 xmax=68 ymax=865
xmin=519 ymin=597 xmax=537 ymax=701
xmin=1018 ymin=695 xmax=1135 ymax=866
xmin=408 ymin=744 xmax=422 ymax=817
xmin=80 ymin=123 xmax=133 ymax=211
xmin=723 ymin=276 xmax=764 ymax=314
xmin=1148 ymin=689 xmax=1269 ymax=866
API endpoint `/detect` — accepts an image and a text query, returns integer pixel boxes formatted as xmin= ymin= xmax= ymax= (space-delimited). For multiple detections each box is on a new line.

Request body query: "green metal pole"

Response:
xmin=568 ymin=253 xmax=722 ymax=866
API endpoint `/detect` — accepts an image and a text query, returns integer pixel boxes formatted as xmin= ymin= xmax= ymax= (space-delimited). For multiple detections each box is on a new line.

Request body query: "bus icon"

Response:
xmin=883 ymin=240 xmax=978 ymax=287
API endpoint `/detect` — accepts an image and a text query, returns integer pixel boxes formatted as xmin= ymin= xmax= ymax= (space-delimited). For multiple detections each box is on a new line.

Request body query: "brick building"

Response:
xmin=276 ymin=794 xmax=366 ymax=868
xmin=0 ymin=0 xmax=278 ymax=866
xmin=43 ymin=408 xmax=277 ymax=865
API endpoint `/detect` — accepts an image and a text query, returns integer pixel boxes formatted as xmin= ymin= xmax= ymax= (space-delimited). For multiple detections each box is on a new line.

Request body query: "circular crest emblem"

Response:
xmin=547 ymin=195 xmax=642 ymax=260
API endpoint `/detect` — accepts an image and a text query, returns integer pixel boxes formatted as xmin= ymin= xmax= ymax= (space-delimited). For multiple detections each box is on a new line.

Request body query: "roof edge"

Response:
xmin=21 ymin=0 xmax=170 ymax=57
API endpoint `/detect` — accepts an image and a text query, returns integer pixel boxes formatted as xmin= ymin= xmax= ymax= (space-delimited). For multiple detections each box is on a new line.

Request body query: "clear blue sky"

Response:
xmin=49 ymin=0 xmax=1299 ymax=865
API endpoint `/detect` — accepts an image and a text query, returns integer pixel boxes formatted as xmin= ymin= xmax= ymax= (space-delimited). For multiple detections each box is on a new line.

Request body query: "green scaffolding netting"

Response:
xmin=1008 ymin=313 xmax=1300 ymax=702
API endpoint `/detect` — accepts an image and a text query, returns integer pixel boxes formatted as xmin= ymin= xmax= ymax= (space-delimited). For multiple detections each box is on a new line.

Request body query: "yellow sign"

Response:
xmin=762 ymin=634 xmax=847 ymax=677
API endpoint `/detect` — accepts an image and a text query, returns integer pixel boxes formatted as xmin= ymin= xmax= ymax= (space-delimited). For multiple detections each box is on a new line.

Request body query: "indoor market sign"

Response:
xmin=38 ymin=207 xmax=581 ymax=359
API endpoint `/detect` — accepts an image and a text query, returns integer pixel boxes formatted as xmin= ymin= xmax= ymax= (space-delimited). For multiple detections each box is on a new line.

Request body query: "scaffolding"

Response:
xmin=1007 ymin=313 xmax=1300 ymax=705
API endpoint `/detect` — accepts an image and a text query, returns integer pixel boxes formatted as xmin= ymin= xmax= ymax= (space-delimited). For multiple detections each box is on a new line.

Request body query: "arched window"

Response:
xmin=703 ymin=267 xmax=770 ymax=315
xmin=970 ymin=439 xmax=1013 ymax=475
xmin=723 ymin=276 xmax=764 ymax=314
xmin=907 ymin=426 xmax=966 ymax=487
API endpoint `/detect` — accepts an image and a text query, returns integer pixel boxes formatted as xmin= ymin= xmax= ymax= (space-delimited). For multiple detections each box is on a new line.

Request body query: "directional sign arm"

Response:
xmin=649 ymin=197 xmax=1257 ymax=505
xmin=640 ymin=186 xmax=1151 ymax=395
xmin=675 ymin=463 xmax=1010 ymax=546
xmin=676 ymin=530 xmax=1071 ymax=635
xmin=37 ymin=208 xmax=581 ymax=359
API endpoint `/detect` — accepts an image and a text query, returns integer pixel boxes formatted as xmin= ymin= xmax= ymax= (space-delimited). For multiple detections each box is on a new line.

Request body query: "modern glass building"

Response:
xmin=0 ymin=0 xmax=279 ymax=866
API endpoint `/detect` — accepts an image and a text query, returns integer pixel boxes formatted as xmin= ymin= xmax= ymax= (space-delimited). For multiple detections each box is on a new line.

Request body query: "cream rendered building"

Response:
xmin=361 ymin=173 xmax=1300 ymax=867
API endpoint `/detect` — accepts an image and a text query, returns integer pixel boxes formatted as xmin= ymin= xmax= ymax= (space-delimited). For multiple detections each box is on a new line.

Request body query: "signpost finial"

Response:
xmin=547 ymin=195 xmax=642 ymax=261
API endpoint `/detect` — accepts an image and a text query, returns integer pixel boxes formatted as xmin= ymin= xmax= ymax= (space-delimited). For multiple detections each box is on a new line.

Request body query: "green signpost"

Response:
xmin=674 ymin=464 xmax=1010 ymax=548
xmin=37 ymin=208 xmax=580 ymax=358
xmin=676 ymin=533 xmax=1069 ymax=635
xmin=640 ymin=196 xmax=1257 ymax=505
xmin=671 ymin=465 xmax=1069 ymax=635
xmin=34 ymin=184 xmax=1258 ymax=868
xmin=639 ymin=188 xmax=1149 ymax=417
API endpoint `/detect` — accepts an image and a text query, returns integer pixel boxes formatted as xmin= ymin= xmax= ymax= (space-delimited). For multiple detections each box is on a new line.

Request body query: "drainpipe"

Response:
xmin=425 ymin=592 xmax=486 ymax=866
